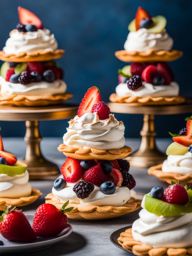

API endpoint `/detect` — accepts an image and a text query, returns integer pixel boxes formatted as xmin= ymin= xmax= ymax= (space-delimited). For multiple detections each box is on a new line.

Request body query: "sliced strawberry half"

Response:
xmin=27 ymin=62 xmax=44 ymax=74
xmin=135 ymin=6 xmax=151 ymax=30
xmin=83 ymin=163 xmax=109 ymax=186
xmin=60 ymin=157 xmax=83 ymax=183
xmin=111 ymin=160 xmax=120 ymax=170
xmin=6 ymin=68 xmax=15 ymax=82
xmin=0 ymin=151 xmax=17 ymax=165
xmin=77 ymin=86 xmax=102 ymax=117
xmin=0 ymin=135 xmax=4 ymax=151
xmin=141 ymin=65 xmax=158 ymax=83
xmin=173 ymin=136 xmax=192 ymax=147
xmin=186 ymin=119 xmax=192 ymax=136
xmin=157 ymin=63 xmax=174 ymax=84
xmin=110 ymin=168 xmax=123 ymax=187
xmin=18 ymin=7 xmax=43 ymax=29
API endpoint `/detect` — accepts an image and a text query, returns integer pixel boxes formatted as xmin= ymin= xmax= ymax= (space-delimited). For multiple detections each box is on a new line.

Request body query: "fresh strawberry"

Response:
xmin=92 ymin=101 xmax=110 ymax=120
xmin=60 ymin=158 xmax=83 ymax=183
xmin=186 ymin=119 xmax=192 ymax=136
xmin=33 ymin=202 xmax=70 ymax=238
xmin=49 ymin=66 xmax=63 ymax=80
xmin=173 ymin=136 xmax=192 ymax=147
xmin=0 ymin=209 xmax=36 ymax=242
xmin=141 ymin=65 xmax=158 ymax=83
xmin=77 ymin=86 xmax=102 ymax=117
xmin=27 ymin=62 xmax=44 ymax=74
xmin=157 ymin=63 xmax=174 ymax=84
xmin=0 ymin=151 xmax=17 ymax=165
xmin=135 ymin=6 xmax=151 ymax=30
xmin=130 ymin=63 xmax=147 ymax=76
xmin=110 ymin=168 xmax=123 ymax=186
xmin=0 ymin=135 xmax=4 ymax=151
xmin=18 ymin=7 xmax=43 ymax=29
xmin=164 ymin=184 xmax=189 ymax=205
xmin=5 ymin=68 xmax=15 ymax=82
xmin=83 ymin=163 xmax=109 ymax=186
xmin=111 ymin=160 xmax=120 ymax=170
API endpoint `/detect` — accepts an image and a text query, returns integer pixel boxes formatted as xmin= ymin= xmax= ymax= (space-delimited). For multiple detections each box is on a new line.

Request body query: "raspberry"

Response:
xmin=130 ymin=63 xmax=147 ymax=76
xmin=164 ymin=184 xmax=189 ymax=205
xmin=92 ymin=101 xmax=110 ymax=120
xmin=18 ymin=71 xmax=32 ymax=85
xmin=27 ymin=62 xmax=44 ymax=74
xmin=127 ymin=75 xmax=142 ymax=91
xmin=121 ymin=172 xmax=136 ymax=189
xmin=5 ymin=68 xmax=15 ymax=82
xmin=73 ymin=180 xmax=94 ymax=199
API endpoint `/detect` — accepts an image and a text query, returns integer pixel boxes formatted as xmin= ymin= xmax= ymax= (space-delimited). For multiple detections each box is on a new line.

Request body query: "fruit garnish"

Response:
xmin=18 ymin=7 xmax=43 ymax=29
xmin=15 ymin=63 xmax=27 ymax=74
xmin=100 ymin=161 xmax=113 ymax=174
xmin=0 ymin=151 xmax=17 ymax=166
xmin=157 ymin=63 xmax=174 ymax=84
xmin=0 ymin=62 xmax=10 ymax=79
xmin=27 ymin=62 xmax=44 ymax=74
xmin=32 ymin=202 xmax=71 ymax=238
xmin=166 ymin=142 xmax=188 ymax=155
xmin=127 ymin=75 xmax=143 ymax=90
xmin=173 ymin=136 xmax=192 ymax=147
xmin=18 ymin=71 xmax=32 ymax=85
xmin=5 ymin=68 xmax=15 ymax=82
xmin=110 ymin=168 xmax=123 ymax=186
xmin=0 ymin=134 xmax=4 ymax=151
xmin=164 ymin=184 xmax=189 ymax=205
xmin=122 ymin=173 xmax=136 ymax=189
xmin=149 ymin=186 xmax=164 ymax=199
xmin=83 ymin=163 xmax=109 ymax=186
xmin=118 ymin=65 xmax=131 ymax=78
xmin=77 ymin=86 xmax=102 ymax=117
xmin=0 ymin=161 xmax=27 ymax=176
xmin=179 ymin=128 xmax=187 ymax=135
xmin=130 ymin=63 xmax=147 ymax=76
xmin=60 ymin=158 xmax=83 ymax=183
xmin=80 ymin=160 xmax=96 ymax=170
xmin=92 ymin=101 xmax=110 ymax=120
xmin=100 ymin=181 xmax=116 ymax=195
xmin=73 ymin=180 xmax=94 ymax=199
xmin=135 ymin=7 xmax=151 ymax=31
xmin=53 ymin=177 xmax=66 ymax=191
xmin=0 ymin=208 xmax=36 ymax=242
xmin=186 ymin=119 xmax=192 ymax=136
xmin=141 ymin=65 xmax=158 ymax=83
xmin=49 ymin=66 xmax=63 ymax=80
xmin=111 ymin=160 xmax=120 ymax=170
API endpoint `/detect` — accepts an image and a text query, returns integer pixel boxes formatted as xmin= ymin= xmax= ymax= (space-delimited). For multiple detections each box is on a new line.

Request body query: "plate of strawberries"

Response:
xmin=0 ymin=202 xmax=73 ymax=253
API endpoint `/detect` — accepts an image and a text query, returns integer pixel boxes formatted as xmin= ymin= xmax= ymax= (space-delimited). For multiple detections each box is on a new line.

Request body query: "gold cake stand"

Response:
xmin=108 ymin=101 xmax=192 ymax=168
xmin=0 ymin=104 xmax=77 ymax=180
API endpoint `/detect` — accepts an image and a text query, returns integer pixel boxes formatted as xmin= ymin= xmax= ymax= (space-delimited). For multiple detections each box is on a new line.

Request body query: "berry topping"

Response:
xmin=73 ymin=180 xmax=94 ymax=199
xmin=49 ymin=66 xmax=63 ymax=80
xmin=30 ymin=71 xmax=42 ymax=83
xmin=27 ymin=62 xmax=44 ymax=74
xmin=188 ymin=145 xmax=192 ymax=153
xmin=173 ymin=136 xmax=192 ymax=147
xmin=127 ymin=75 xmax=142 ymax=91
xmin=100 ymin=181 xmax=116 ymax=195
xmin=186 ymin=118 xmax=192 ymax=136
xmin=92 ymin=101 xmax=110 ymax=120
xmin=83 ymin=163 xmax=109 ymax=186
xmin=130 ymin=63 xmax=147 ymax=76
xmin=111 ymin=160 xmax=120 ymax=169
xmin=140 ymin=18 xmax=154 ymax=29
xmin=9 ymin=62 xmax=18 ymax=68
xmin=118 ymin=159 xmax=130 ymax=172
xmin=111 ymin=168 xmax=123 ymax=186
xmin=0 ymin=209 xmax=36 ymax=242
xmin=77 ymin=86 xmax=102 ymax=117
xmin=43 ymin=70 xmax=55 ymax=82
xmin=122 ymin=173 xmax=136 ymax=189
xmin=18 ymin=71 xmax=32 ymax=85
xmin=152 ymin=74 xmax=165 ymax=85
xmin=0 ymin=134 xmax=4 ymax=151
xmin=60 ymin=158 xmax=83 ymax=183
xmin=32 ymin=203 xmax=70 ymax=238
xmin=0 ymin=157 xmax=6 ymax=165
xmin=10 ymin=74 xmax=20 ymax=83
xmin=5 ymin=68 xmax=15 ymax=82
xmin=135 ymin=6 xmax=151 ymax=30
xmin=25 ymin=24 xmax=38 ymax=32
xmin=18 ymin=6 xmax=43 ymax=29
xmin=16 ymin=23 xmax=26 ymax=32
xmin=157 ymin=63 xmax=174 ymax=84
xmin=164 ymin=184 xmax=189 ymax=205
xmin=0 ymin=151 xmax=17 ymax=166
xmin=100 ymin=161 xmax=113 ymax=174
xmin=179 ymin=128 xmax=187 ymax=135
xmin=150 ymin=186 xmax=164 ymax=199
xmin=53 ymin=177 xmax=66 ymax=191
xmin=80 ymin=160 xmax=95 ymax=170
xmin=141 ymin=65 xmax=158 ymax=83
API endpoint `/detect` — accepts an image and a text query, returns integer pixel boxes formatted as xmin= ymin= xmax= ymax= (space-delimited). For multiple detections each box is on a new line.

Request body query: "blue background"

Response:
xmin=0 ymin=0 xmax=191 ymax=138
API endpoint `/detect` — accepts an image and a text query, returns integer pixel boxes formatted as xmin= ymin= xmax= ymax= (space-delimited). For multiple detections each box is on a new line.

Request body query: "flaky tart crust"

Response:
xmin=0 ymin=188 xmax=42 ymax=211
xmin=0 ymin=49 xmax=64 ymax=62
xmin=110 ymin=93 xmax=186 ymax=106
xmin=0 ymin=92 xmax=72 ymax=107
xmin=115 ymin=49 xmax=183 ymax=62
xmin=45 ymin=193 xmax=140 ymax=220
xmin=118 ymin=228 xmax=192 ymax=256
xmin=148 ymin=163 xmax=192 ymax=184
xmin=58 ymin=144 xmax=132 ymax=161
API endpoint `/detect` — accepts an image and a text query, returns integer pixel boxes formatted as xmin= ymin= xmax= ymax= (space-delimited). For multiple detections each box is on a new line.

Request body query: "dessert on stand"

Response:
xmin=117 ymin=184 xmax=192 ymax=256
xmin=149 ymin=117 xmax=192 ymax=184
xmin=0 ymin=134 xmax=41 ymax=210
xmin=0 ymin=6 xmax=72 ymax=106
xmin=46 ymin=86 xmax=140 ymax=220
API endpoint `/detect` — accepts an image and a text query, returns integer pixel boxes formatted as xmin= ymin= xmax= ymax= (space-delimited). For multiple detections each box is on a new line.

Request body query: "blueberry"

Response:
xmin=80 ymin=160 xmax=95 ymax=170
xmin=0 ymin=240 xmax=4 ymax=246
xmin=30 ymin=71 xmax=42 ymax=82
xmin=9 ymin=62 xmax=18 ymax=68
xmin=188 ymin=145 xmax=192 ymax=153
xmin=16 ymin=24 xmax=26 ymax=32
xmin=43 ymin=70 xmax=55 ymax=82
xmin=179 ymin=128 xmax=187 ymax=135
xmin=100 ymin=161 xmax=112 ymax=174
xmin=153 ymin=75 xmax=165 ymax=85
xmin=100 ymin=181 xmax=116 ymax=195
xmin=25 ymin=24 xmax=38 ymax=32
xmin=140 ymin=19 xmax=154 ymax=29
xmin=0 ymin=157 xmax=6 ymax=165
xmin=53 ymin=177 xmax=66 ymax=191
xmin=150 ymin=186 xmax=164 ymax=199
xmin=118 ymin=159 xmax=130 ymax=172
xmin=10 ymin=74 xmax=20 ymax=83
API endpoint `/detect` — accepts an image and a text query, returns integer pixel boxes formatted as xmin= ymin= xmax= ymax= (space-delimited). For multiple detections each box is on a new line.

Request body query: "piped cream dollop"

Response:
xmin=63 ymin=113 xmax=125 ymax=150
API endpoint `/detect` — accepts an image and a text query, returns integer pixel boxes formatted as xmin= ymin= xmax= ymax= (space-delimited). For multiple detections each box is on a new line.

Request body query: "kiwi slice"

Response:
xmin=118 ymin=65 xmax=131 ymax=78
xmin=0 ymin=161 xmax=27 ymax=176
xmin=15 ymin=63 xmax=27 ymax=74
xmin=166 ymin=142 xmax=188 ymax=156
xmin=0 ymin=62 xmax=10 ymax=79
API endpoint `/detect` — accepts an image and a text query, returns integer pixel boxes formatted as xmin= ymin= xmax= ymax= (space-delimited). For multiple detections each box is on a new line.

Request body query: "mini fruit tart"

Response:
xmin=0 ymin=7 xmax=72 ymax=106
xmin=46 ymin=86 xmax=140 ymax=220
xmin=149 ymin=117 xmax=192 ymax=184
xmin=115 ymin=7 xmax=182 ymax=62
xmin=0 ymin=135 xmax=41 ymax=210
xmin=118 ymin=184 xmax=192 ymax=256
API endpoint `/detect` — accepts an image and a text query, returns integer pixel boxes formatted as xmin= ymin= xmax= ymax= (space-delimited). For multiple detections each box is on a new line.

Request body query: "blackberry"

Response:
xmin=118 ymin=159 xmax=130 ymax=172
xmin=127 ymin=75 xmax=142 ymax=90
xmin=18 ymin=71 xmax=32 ymax=85
xmin=179 ymin=128 xmax=187 ymax=135
xmin=122 ymin=172 xmax=136 ymax=189
xmin=73 ymin=180 xmax=94 ymax=199
xmin=16 ymin=24 xmax=26 ymax=32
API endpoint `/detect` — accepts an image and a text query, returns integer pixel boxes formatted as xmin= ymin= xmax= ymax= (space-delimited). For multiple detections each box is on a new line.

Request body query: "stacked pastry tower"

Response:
xmin=0 ymin=7 xmax=72 ymax=106
xmin=46 ymin=86 xmax=140 ymax=220
xmin=110 ymin=7 xmax=184 ymax=105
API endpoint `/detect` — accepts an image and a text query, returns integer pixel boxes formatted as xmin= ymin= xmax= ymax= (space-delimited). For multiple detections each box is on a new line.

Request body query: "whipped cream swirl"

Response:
xmin=124 ymin=29 xmax=173 ymax=52
xmin=0 ymin=171 xmax=32 ymax=198
xmin=133 ymin=207 xmax=192 ymax=248
xmin=162 ymin=152 xmax=192 ymax=174
xmin=116 ymin=82 xmax=179 ymax=97
xmin=3 ymin=29 xmax=58 ymax=54
xmin=63 ymin=113 xmax=125 ymax=150
xmin=0 ymin=77 xmax=67 ymax=97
